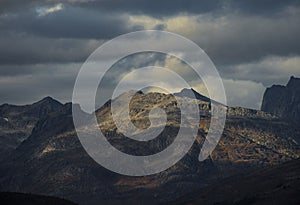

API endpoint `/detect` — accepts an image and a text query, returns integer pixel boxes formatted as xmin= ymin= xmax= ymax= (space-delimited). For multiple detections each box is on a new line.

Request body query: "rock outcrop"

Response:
xmin=261 ymin=76 xmax=300 ymax=124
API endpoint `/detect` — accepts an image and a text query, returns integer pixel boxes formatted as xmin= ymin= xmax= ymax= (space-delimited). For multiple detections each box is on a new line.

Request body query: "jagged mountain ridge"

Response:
xmin=0 ymin=97 xmax=63 ymax=159
xmin=262 ymin=76 xmax=300 ymax=124
xmin=0 ymin=89 xmax=299 ymax=204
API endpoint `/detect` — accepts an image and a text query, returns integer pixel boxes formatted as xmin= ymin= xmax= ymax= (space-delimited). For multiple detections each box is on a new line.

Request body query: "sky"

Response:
xmin=0 ymin=0 xmax=300 ymax=109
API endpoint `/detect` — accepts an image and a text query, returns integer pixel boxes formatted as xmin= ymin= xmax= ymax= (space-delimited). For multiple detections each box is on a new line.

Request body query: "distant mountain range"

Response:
xmin=0 ymin=77 xmax=299 ymax=205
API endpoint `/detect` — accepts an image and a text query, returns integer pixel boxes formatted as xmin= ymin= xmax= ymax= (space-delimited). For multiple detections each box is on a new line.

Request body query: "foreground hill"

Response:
xmin=0 ymin=192 xmax=77 ymax=205
xmin=168 ymin=158 xmax=300 ymax=205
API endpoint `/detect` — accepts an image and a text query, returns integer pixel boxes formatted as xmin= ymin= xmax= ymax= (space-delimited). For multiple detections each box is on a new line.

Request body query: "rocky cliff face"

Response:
xmin=0 ymin=90 xmax=299 ymax=205
xmin=261 ymin=76 xmax=300 ymax=124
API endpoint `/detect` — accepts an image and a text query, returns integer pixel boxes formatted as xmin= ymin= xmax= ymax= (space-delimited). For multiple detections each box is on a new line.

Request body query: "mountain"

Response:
xmin=261 ymin=76 xmax=300 ymax=124
xmin=168 ymin=158 xmax=300 ymax=205
xmin=0 ymin=90 xmax=299 ymax=204
xmin=0 ymin=97 xmax=63 ymax=159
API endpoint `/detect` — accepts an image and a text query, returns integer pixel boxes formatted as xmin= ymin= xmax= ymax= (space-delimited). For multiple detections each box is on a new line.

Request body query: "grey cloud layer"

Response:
xmin=0 ymin=63 xmax=81 ymax=104
xmin=0 ymin=6 xmax=142 ymax=65
xmin=0 ymin=0 xmax=299 ymax=109
xmin=195 ymin=11 xmax=300 ymax=66
xmin=1 ymin=0 xmax=299 ymax=16
xmin=0 ymin=32 xmax=104 ymax=65
xmin=0 ymin=3 xmax=299 ymax=66
xmin=1 ymin=7 xmax=139 ymax=39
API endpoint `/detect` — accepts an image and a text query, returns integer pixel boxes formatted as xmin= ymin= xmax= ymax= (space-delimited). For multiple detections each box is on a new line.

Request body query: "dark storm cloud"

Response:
xmin=0 ymin=4 xmax=142 ymax=64
xmin=80 ymin=0 xmax=221 ymax=17
xmin=197 ymin=11 xmax=300 ymax=66
xmin=0 ymin=6 xmax=140 ymax=39
xmin=0 ymin=0 xmax=220 ymax=16
xmin=0 ymin=5 xmax=143 ymax=65
xmin=76 ymin=0 xmax=300 ymax=18
xmin=0 ymin=32 xmax=102 ymax=65
xmin=0 ymin=63 xmax=81 ymax=105
xmin=0 ymin=0 xmax=299 ymax=66
xmin=1 ymin=0 xmax=300 ymax=17
xmin=219 ymin=56 xmax=300 ymax=87
xmin=229 ymin=0 xmax=300 ymax=15
xmin=0 ymin=0 xmax=300 ymax=108
xmin=1 ymin=7 xmax=300 ymax=66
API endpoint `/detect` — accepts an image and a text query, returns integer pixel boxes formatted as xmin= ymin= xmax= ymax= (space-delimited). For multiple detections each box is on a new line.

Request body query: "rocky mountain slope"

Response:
xmin=261 ymin=76 xmax=300 ymax=124
xmin=0 ymin=97 xmax=63 ymax=159
xmin=0 ymin=89 xmax=299 ymax=204
xmin=168 ymin=158 xmax=300 ymax=205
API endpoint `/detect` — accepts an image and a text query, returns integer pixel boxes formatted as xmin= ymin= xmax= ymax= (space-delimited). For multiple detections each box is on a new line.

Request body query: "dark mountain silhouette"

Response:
xmin=0 ymin=89 xmax=299 ymax=204
xmin=262 ymin=76 xmax=300 ymax=124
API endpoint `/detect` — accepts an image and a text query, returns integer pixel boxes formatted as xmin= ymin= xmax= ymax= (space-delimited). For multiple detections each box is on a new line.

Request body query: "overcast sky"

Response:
xmin=0 ymin=0 xmax=300 ymax=109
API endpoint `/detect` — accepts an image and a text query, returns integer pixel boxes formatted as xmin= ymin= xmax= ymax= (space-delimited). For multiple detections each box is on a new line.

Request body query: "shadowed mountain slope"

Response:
xmin=168 ymin=158 xmax=300 ymax=205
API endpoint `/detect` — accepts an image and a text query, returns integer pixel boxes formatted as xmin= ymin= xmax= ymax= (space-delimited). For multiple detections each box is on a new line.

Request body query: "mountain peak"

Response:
xmin=261 ymin=76 xmax=300 ymax=123
xmin=40 ymin=96 xmax=58 ymax=102
xmin=24 ymin=96 xmax=64 ymax=119
xmin=34 ymin=96 xmax=63 ymax=106
xmin=174 ymin=88 xmax=211 ymax=103
xmin=42 ymin=96 xmax=55 ymax=101
xmin=287 ymin=75 xmax=300 ymax=89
